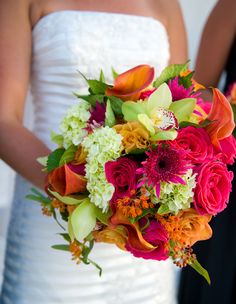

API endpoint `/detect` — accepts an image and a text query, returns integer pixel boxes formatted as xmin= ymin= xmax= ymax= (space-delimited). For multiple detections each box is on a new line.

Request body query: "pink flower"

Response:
xmin=194 ymin=160 xmax=233 ymax=215
xmin=168 ymin=77 xmax=202 ymax=102
xmin=216 ymin=135 xmax=236 ymax=165
xmin=172 ymin=126 xmax=214 ymax=165
xmin=197 ymin=100 xmax=212 ymax=115
xmin=126 ymin=219 xmax=169 ymax=261
xmin=105 ymin=157 xmax=138 ymax=202
xmin=137 ymin=145 xmax=191 ymax=197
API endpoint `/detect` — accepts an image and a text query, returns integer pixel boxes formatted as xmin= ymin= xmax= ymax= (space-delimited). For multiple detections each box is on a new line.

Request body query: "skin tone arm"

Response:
xmin=0 ymin=0 xmax=50 ymax=189
xmin=162 ymin=0 xmax=188 ymax=64
xmin=194 ymin=0 xmax=236 ymax=86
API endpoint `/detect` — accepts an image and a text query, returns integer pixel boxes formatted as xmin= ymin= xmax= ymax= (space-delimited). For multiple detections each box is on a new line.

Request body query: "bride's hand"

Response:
xmin=0 ymin=0 xmax=50 ymax=189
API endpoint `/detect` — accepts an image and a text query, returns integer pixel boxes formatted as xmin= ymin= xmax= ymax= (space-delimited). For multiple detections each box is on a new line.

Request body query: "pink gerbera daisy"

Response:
xmin=168 ymin=77 xmax=202 ymax=102
xmin=137 ymin=145 xmax=191 ymax=197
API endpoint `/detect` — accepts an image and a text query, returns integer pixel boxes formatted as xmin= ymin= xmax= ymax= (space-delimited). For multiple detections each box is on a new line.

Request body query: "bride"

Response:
xmin=0 ymin=0 xmax=187 ymax=303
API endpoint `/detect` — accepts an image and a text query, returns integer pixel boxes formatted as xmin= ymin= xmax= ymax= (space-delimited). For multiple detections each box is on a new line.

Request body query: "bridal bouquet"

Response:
xmin=28 ymin=63 xmax=236 ymax=283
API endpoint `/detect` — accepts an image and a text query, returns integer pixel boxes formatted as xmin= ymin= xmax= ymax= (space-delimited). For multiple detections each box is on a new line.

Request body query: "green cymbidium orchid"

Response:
xmin=122 ymin=83 xmax=196 ymax=141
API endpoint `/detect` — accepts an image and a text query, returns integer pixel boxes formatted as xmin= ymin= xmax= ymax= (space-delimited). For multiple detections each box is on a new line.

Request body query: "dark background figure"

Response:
xmin=178 ymin=0 xmax=236 ymax=303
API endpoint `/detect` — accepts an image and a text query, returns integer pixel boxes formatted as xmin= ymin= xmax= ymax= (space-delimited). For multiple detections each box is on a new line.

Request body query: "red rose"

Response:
xmin=194 ymin=160 xmax=233 ymax=215
xmin=173 ymin=126 xmax=214 ymax=165
xmin=105 ymin=157 xmax=138 ymax=202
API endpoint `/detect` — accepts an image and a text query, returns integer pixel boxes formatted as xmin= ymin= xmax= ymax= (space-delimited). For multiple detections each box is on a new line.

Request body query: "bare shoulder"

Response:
xmin=149 ymin=0 xmax=183 ymax=28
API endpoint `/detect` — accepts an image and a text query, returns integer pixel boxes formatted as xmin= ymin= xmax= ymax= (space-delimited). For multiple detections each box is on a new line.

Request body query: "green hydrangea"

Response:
xmin=60 ymin=101 xmax=91 ymax=147
xmin=155 ymin=170 xmax=197 ymax=214
xmin=82 ymin=126 xmax=123 ymax=211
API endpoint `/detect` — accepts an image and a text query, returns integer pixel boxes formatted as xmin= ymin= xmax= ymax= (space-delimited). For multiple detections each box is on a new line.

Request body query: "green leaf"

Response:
xmin=105 ymin=99 xmax=116 ymax=127
xmin=189 ymin=259 xmax=211 ymax=285
xmin=179 ymin=119 xmax=213 ymax=129
xmin=79 ymin=71 xmax=109 ymax=94
xmin=48 ymin=189 xmax=88 ymax=205
xmin=50 ymin=131 xmax=64 ymax=146
xmin=157 ymin=204 xmax=171 ymax=215
xmin=68 ymin=216 xmax=75 ymax=241
xmin=59 ymin=233 xmax=71 ymax=243
xmin=73 ymin=93 xmax=105 ymax=107
xmin=59 ymin=145 xmax=77 ymax=166
xmin=94 ymin=207 xmax=111 ymax=225
xmin=26 ymin=188 xmax=51 ymax=205
xmin=52 ymin=209 xmax=66 ymax=230
xmin=99 ymin=70 xmax=105 ymax=82
xmin=82 ymin=239 xmax=94 ymax=263
xmin=71 ymin=199 xmax=97 ymax=242
xmin=47 ymin=148 xmax=65 ymax=172
xmin=111 ymin=66 xmax=119 ymax=79
xmin=108 ymin=96 xmax=123 ymax=115
xmin=52 ymin=244 xmax=70 ymax=251
xmin=36 ymin=156 xmax=48 ymax=166
xmin=153 ymin=62 xmax=189 ymax=88
xmin=178 ymin=71 xmax=194 ymax=89
xmin=169 ymin=98 xmax=196 ymax=123
xmin=150 ymin=130 xmax=177 ymax=141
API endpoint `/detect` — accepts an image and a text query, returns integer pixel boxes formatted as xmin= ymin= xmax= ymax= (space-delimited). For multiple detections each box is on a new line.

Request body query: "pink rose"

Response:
xmin=194 ymin=160 xmax=233 ymax=215
xmin=172 ymin=126 xmax=214 ymax=165
xmin=105 ymin=157 xmax=138 ymax=202
xmin=216 ymin=135 xmax=236 ymax=165
xmin=126 ymin=219 xmax=169 ymax=261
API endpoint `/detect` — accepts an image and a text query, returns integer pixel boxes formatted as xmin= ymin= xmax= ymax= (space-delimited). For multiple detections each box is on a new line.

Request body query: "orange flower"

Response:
xmin=105 ymin=65 xmax=154 ymax=101
xmin=110 ymin=207 xmax=155 ymax=251
xmin=114 ymin=121 xmax=150 ymax=153
xmin=205 ymin=88 xmax=235 ymax=148
xmin=158 ymin=208 xmax=212 ymax=247
xmin=47 ymin=164 xmax=87 ymax=196
xmin=93 ymin=226 xmax=128 ymax=250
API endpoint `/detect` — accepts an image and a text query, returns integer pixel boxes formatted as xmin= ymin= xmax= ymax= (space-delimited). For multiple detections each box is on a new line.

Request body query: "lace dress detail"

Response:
xmin=0 ymin=11 xmax=177 ymax=304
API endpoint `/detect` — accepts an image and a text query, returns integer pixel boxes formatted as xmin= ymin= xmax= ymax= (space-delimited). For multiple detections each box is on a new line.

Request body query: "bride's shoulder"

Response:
xmin=150 ymin=0 xmax=183 ymax=28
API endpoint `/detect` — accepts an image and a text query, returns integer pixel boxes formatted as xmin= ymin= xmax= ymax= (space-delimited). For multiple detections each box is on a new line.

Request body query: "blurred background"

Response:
xmin=0 ymin=0 xmax=217 ymax=291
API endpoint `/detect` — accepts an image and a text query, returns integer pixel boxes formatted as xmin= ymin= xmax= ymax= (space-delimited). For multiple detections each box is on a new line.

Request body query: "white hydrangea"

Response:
xmin=60 ymin=101 xmax=91 ymax=147
xmin=82 ymin=126 xmax=123 ymax=211
xmin=156 ymin=170 xmax=197 ymax=214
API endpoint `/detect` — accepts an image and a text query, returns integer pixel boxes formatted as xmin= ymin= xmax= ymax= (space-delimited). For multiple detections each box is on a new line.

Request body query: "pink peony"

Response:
xmin=172 ymin=126 xmax=214 ymax=165
xmin=216 ymin=135 xmax=236 ymax=165
xmin=126 ymin=219 xmax=169 ymax=261
xmin=194 ymin=160 xmax=233 ymax=215
xmin=105 ymin=157 xmax=138 ymax=202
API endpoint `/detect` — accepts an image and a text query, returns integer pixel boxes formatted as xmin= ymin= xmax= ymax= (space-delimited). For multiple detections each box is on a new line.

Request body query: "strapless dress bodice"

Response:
xmin=1 ymin=11 xmax=177 ymax=304
xmin=31 ymin=10 xmax=169 ymax=148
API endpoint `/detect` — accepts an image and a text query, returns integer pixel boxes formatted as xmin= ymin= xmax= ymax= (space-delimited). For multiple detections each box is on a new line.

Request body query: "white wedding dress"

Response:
xmin=0 ymin=11 xmax=177 ymax=304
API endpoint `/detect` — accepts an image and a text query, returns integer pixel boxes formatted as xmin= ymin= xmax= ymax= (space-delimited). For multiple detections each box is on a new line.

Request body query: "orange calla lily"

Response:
xmin=205 ymin=88 xmax=235 ymax=147
xmin=105 ymin=65 xmax=154 ymax=101
xmin=110 ymin=208 xmax=155 ymax=251
xmin=47 ymin=164 xmax=87 ymax=196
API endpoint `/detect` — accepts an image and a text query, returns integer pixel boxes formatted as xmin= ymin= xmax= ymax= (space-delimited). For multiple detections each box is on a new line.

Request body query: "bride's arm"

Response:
xmin=0 ymin=0 xmax=50 ymax=189
xmin=157 ymin=0 xmax=188 ymax=64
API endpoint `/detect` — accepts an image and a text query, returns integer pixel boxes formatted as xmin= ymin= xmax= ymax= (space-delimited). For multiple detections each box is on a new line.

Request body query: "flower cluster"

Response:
xmin=33 ymin=63 xmax=235 ymax=282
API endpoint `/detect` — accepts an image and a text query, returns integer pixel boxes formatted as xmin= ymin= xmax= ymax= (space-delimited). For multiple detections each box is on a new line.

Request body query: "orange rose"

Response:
xmin=93 ymin=226 xmax=128 ymax=250
xmin=158 ymin=208 xmax=212 ymax=247
xmin=114 ymin=121 xmax=149 ymax=153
